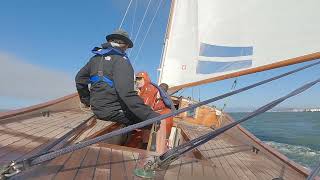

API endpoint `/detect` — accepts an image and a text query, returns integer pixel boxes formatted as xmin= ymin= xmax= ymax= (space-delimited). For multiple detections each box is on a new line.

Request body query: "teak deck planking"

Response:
xmin=179 ymin=122 xmax=307 ymax=180
xmin=1 ymin=94 xmax=318 ymax=180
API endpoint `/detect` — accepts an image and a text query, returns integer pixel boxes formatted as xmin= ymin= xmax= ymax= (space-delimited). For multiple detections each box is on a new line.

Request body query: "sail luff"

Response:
xmin=169 ymin=52 xmax=320 ymax=91
xmin=158 ymin=0 xmax=176 ymax=84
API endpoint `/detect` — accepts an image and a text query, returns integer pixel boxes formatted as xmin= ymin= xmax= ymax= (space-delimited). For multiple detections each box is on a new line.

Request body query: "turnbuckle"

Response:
xmin=0 ymin=160 xmax=27 ymax=179
xmin=133 ymin=153 xmax=181 ymax=179
xmin=133 ymin=156 xmax=161 ymax=179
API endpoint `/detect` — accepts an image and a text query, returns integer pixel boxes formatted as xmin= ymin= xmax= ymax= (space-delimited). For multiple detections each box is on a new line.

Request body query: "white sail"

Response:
xmin=159 ymin=0 xmax=320 ymax=88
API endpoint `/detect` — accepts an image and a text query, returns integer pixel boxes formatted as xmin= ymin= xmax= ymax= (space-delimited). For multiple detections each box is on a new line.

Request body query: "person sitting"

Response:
xmin=127 ymin=72 xmax=174 ymax=152
xmin=75 ymin=30 xmax=160 ymax=144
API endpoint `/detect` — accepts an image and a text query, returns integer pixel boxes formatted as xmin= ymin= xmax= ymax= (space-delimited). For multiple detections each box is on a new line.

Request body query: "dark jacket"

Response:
xmin=75 ymin=43 xmax=159 ymax=124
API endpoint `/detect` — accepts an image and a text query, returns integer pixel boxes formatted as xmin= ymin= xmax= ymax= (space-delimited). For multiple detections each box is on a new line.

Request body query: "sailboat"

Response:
xmin=0 ymin=0 xmax=320 ymax=179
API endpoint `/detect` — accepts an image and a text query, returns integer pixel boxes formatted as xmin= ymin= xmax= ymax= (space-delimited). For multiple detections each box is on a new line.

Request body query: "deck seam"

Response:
xmin=72 ymin=148 xmax=91 ymax=180
xmin=51 ymin=150 xmax=76 ymax=180
xmin=224 ymin=132 xmax=283 ymax=179
xmin=215 ymin=134 xmax=269 ymax=180
xmin=224 ymin=131 xmax=303 ymax=179
xmin=0 ymin=113 xmax=88 ymax=162
xmin=186 ymin=126 xmax=237 ymax=179
xmin=0 ymin=112 xmax=73 ymax=144
xmin=91 ymin=147 xmax=102 ymax=180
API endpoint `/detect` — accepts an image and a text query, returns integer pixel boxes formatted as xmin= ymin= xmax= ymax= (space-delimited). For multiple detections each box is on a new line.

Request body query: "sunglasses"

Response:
xmin=110 ymin=39 xmax=127 ymax=45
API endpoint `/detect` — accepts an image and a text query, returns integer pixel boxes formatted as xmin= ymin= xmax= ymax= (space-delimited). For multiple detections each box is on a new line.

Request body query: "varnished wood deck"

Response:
xmin=1 ymin=94 xmax=317 ymax=179
xmin=178 ymin=121 xmax=307 ymax=180
xmin=0 ymin=111 xmax=93 ymax=164
xmin=7 ymin=119 xmax=312 ymax=180
xmin=0 ymin=109 xmax=115 ymax=166
xmin=12 ymin=143 xmax=221 ymax=180
xmin=73 ymin=119 xmax=117 ymax=143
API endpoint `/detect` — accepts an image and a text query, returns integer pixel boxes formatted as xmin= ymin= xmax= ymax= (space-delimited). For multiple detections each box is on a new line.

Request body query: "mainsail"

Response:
xmin=159 ymin=0 xmax=320 ymax=90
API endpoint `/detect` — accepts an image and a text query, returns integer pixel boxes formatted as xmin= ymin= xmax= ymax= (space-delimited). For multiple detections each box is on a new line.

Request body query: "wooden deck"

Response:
xmin=178 ymin=121 xmax=307 ymax=180
xmin=5 ymin=117 xmax=312 ymax=180
xmin=0 ymin=110 xmax=115 ymax=165
xmin=12 ymin=143 xmax=223 ymax=180
xmin=73 ymin=119 xmax=117 ymax=143
xmin=0 ymin=94 xmax=317 ymax=179
xmin=0 ymin=111 xmax=91 ymax=164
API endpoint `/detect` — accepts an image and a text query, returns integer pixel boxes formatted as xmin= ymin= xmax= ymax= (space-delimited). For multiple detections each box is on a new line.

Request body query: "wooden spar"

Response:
xmin=158 ymin=0 xmax=176 ymax=84
xmin=169 ymin=52 xmax=320 ymax=92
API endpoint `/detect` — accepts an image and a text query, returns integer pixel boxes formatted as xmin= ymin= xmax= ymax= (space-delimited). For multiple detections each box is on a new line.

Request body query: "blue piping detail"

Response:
xmin=90 ymin=75 xmax=114 ymax=87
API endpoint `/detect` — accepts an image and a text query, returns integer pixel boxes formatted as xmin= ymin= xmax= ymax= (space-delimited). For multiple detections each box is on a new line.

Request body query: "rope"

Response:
xmin=132 ymin=0 xmax=163 ymax=65
xmin=17 ymin=60 xmax=320 ymax=167
xmin=19 ymin=115 xmax=94 ymax=162
xmin=119 ymin=0 xmax=134 ymax=29
xmin=158 ymin=78 xmax=320 ymax=165
xmin=128 ymin=0 xmax=153 ymax=56
xmin=307 ymin=161 xmax=320 ymax=180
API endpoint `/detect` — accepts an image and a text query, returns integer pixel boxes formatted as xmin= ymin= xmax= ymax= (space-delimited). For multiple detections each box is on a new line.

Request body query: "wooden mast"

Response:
xmin=169 ymin=52 xmax=320 ymax=92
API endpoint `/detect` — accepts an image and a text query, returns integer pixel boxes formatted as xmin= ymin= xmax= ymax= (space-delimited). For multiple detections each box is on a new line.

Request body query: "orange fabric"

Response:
xmin=136 ymin=71 xmax=173 ymax=134
xmin=157 ymin=108 xmax=173 ymax=137
xmin=136 ymin=72 xmax=158 ymax=107
xmin=130 ymin=71 xmax=174 ymax=152
xmin=155 ymin=108 xmax=173 ymax=153
xmin=153 ymin=93 xmax=166 ymax=111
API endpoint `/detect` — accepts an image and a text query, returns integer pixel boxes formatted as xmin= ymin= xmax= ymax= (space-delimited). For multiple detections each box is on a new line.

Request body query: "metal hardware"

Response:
xmin=0 ymin=161 xmax=26 ymax=179
xmin=252 ymin=146 xmax=260 ymax=154
xmin=41 ymin=111 xmax=50 ymax=117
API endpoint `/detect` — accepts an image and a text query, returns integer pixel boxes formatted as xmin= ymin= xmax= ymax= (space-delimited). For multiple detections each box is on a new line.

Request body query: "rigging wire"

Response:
xmin=128 ymin=0 xmax=153 ymax=57
xmin=4 ymin=60 xmax=320 ymax=177
xmin=157 ymin=78 xmax=320 ymax=168
xmin=213 ymin=46 xmax=245 ymax=127
xmin=130 ymin=0 xmax=138 ymax=38
xmin=198 ymin=87 xmax=201 ymax=102
xmin=222 ymin=79 xmax=238 ymax=111
xmin=191 ymin=87 xmax=194 ymax=101
xmin=119 ymin=0 xmax=134 ymax=29
xmin=212 ymin=79 xmax=237 ymax=129
xmin=132 ymin=0 xmax=164 ymax=65
xmin=27 ymin=60 xmax=320 ymax=165
xmin=307 ymin=162 xmax=320 ymax=180
xmin=177 ymin=88 xmax=185 ymax=97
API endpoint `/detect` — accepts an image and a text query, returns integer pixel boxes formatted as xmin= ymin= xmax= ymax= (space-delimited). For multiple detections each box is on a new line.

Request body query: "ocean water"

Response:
xmin=229 ymin=112 xmax=320 ymax=169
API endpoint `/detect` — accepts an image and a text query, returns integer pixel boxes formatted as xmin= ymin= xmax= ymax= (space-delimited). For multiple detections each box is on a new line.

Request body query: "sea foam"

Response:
xmin=265 ymin=141 xmax=320 ymax=169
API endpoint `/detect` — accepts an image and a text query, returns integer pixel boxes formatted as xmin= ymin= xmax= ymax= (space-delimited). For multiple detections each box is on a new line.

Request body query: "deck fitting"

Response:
xmin=41 ymin=111 xmax=50 ymax=117
xmin=133 ymin=168 xmax=155 ymax=179
xmin=0 ymin=161 xmax=24 ymax=179
xmin=252 ymin=146 xmax=260 ymax=154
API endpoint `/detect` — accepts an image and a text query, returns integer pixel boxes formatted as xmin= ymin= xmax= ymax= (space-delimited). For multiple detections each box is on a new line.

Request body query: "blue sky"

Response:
xmin=0 ymin=0 xmax=319 ymax=110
